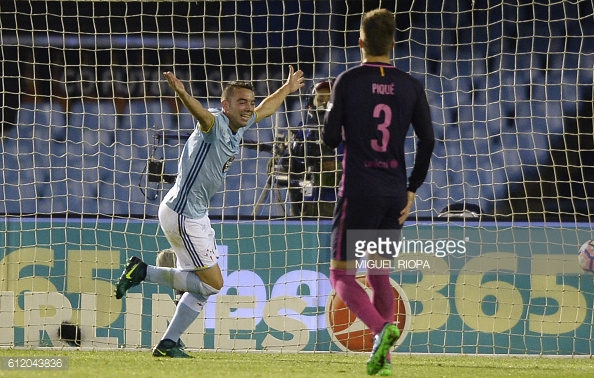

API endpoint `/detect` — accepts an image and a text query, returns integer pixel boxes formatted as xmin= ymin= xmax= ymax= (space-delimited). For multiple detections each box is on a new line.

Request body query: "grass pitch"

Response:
xmin=0 ymin=349 xmax=592 ymax=377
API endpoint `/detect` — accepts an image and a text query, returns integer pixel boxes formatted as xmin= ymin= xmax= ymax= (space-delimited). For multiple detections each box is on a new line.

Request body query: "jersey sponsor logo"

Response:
xmin=222 ymin=156 xmax=235 ymax=173
xmin=364 ymin=159 xmax=398 ymax=169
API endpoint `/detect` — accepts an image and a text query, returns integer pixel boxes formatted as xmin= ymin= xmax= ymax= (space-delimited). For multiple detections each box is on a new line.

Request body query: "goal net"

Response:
xmin=1 ymin=0 xmax=593 ymax=355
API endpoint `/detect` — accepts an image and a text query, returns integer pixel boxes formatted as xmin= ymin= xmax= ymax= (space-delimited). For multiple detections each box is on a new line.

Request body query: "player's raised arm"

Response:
xmin=163 ymin=71 xmax=215 ymax=133
xmin=254 ymin=65 xmax=304 ymax=123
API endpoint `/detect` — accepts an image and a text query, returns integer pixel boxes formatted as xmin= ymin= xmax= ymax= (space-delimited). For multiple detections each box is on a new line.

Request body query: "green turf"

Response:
xmin=0 ymin=349 xmax=592 ymax=377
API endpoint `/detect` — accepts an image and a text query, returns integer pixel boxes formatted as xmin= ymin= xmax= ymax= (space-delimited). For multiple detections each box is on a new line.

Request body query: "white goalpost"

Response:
xmin=0 ymin=0 xmax=593 ymax=355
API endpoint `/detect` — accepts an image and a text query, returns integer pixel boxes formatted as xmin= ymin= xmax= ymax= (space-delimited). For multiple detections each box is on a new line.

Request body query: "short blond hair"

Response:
xmin=221 ymin=81 xmax=255 ymax=102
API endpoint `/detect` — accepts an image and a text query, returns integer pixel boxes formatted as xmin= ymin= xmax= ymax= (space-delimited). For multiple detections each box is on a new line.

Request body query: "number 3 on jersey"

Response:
xmin=371 ymin=104 xmax=391 ymax=152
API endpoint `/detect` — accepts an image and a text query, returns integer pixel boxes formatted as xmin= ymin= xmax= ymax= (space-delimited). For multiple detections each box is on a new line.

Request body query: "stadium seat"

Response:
xmin=69 ymin=99 xmax=117 ymax=157
xmin=14 ymin=100 xmax=66 ymax=139
xmin=120 ymin=99 xmax=171 ymax=131
xmin=176 ymin=108 xmax=198 ymax=131
xmin=8 ymin=101 xmax=67 ymax=216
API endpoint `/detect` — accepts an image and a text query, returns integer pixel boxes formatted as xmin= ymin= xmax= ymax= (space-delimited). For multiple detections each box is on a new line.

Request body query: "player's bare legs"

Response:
xmin=195 ymin=263 xmax=223 ymax=290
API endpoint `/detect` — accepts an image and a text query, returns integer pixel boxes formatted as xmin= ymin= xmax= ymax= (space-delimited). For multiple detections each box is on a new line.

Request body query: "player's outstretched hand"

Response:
xmin=285 ymin=65 xmax=305 ymax=93
xmin=163 ymin=71 xmax=187 ymax=95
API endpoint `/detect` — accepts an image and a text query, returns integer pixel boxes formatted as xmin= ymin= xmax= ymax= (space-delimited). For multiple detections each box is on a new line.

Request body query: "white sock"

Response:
xmin=162 ymin=292 xmax=206 ymax=342
xmin=146 ymin=265 xmax=220 ymax=296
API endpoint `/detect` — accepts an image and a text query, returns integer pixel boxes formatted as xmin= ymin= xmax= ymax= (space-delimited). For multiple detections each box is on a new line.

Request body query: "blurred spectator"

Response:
xmin=280 ymin=80 xmax=342 ymax=217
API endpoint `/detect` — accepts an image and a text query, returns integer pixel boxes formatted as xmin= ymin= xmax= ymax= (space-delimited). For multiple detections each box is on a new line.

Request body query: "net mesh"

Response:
xmin=0 ymin=0 xmax=593 ymax=354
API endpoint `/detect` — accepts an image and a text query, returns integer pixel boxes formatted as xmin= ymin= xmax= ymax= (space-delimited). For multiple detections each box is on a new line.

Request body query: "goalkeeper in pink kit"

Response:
xmin=322 ymin=8 xmax=435 ymax=376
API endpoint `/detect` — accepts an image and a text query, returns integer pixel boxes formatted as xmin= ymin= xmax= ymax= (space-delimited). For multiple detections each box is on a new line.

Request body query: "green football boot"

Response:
xmin=115 ymin=256 xmax=147 ymax=299
xmin=366 ymin=323 xmax=400 ymax=375
xmin=376 ymin=361 xmax=393 ymax=376
xmin=152 ymin=338 xmax=192 ymax=358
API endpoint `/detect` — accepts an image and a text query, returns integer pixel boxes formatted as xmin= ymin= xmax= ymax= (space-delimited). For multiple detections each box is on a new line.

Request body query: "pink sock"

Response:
xmin=367 ymin=272 xmax=395 ymax=324
xmin=329 ymin=268 xmax=386 ymax=335
xmin=368 ymin=272 xmax=395 ymax=362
